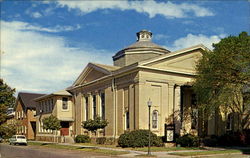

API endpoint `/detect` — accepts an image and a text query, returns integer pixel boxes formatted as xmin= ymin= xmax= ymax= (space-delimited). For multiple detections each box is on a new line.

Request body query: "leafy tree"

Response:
xmin=0 ymin=79 xmax=15 ymax=125
xmin=43 ymin=115 xmax=61 ymax=131
xmin=43 ymin=115 xmax=61 ymax=142
xmin=0 ymin=120 xmax=21 ymax=139
xmin=193 ymin=32 xmax=250 ymax=132
xmin=82 ymin=116 xmax=108 ymax=133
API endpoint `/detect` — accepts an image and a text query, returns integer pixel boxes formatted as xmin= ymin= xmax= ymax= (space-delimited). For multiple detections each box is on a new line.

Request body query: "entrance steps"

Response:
xmin=63 ymin=136 xmax=75 ymax=143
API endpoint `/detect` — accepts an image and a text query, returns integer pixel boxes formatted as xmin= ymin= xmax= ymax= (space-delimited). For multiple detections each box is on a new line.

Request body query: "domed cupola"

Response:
xmin=113 ymin=30 xmax=170 ymax=67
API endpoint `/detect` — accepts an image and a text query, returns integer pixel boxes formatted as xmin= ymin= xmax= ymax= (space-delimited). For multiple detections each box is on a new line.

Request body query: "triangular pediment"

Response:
xmin=139 ymin=45 xmax=208 ymax=74
xmin=73 ymin=63 xmax=119 ymax=86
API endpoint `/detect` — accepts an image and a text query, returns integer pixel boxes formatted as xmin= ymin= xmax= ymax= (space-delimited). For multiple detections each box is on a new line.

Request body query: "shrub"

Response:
xmin=176 ymin=134 xmax=199 ymax=147
xmin=217 ymin=130 xmax=250 ymax=147
xmin=118 ymin=130 xmax=163 ymax=148
xmin=203 ymin=135 xmax=218 ymax=147
xmin=82 ymin=116 xmax=108 ymax=132
xmin=75 ymin=135 xmax=90 ymax=143
xmin=96 ymin=137 xmax=106 ymax=144
xmin=243 ymin=129 xmax=250 ymax=145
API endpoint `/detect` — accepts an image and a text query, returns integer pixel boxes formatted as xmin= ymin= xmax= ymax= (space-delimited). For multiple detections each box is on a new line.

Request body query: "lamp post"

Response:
xmin=147 ymin=99 xmax=152 ymax=156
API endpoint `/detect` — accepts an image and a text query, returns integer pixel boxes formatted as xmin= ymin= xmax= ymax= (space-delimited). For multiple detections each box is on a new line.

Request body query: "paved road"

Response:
xmin=0 ymin=143 xmax=116 ymax=158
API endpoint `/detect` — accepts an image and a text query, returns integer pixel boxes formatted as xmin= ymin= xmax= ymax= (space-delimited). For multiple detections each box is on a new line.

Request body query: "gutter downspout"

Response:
xmin=73 ymin=92 xmax=77 ymax=139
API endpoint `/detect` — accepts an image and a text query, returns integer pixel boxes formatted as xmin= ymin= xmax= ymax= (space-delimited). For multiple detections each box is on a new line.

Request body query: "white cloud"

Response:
xmin=167 ymin=33 xmax=226 ymax=51
xmin=3 ymin=21 xmax=81 ymax=33
xmin=1 ymin=20 xmax=112 ymax=93
xmin=31 ymin=12 xmax=42 ymax=18
xmin=56 ymin=1 xmax=214 ymax=18
xmin=154 ymin=34 xmax=169 ymax=41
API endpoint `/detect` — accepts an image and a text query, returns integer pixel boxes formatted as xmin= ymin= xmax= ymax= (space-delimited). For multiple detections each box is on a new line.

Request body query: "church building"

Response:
xmin=68 ymin=30 xmax=209 ymax=139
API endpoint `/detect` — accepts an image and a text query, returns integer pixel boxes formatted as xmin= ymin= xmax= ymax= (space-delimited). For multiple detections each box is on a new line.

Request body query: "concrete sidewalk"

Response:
xmin=28 ymin=141 xmax=249 ymax=158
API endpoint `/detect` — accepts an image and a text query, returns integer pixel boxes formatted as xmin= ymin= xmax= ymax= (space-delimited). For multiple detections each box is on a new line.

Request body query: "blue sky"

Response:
xmin=1 ymin=0 xmax=249 ymax=94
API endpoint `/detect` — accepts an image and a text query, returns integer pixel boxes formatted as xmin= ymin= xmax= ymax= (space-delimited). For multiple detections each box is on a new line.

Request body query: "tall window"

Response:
xmin=152 ymin=110 xmax=158 ymax=129
xmin=101 ymin=93 xmax=105 ymax=120
xmin=45 ymin=100 xmax=48 ymax=112
xmin=93 ymin=95 xmax=97 ymax=119
xmin=62 ymin=97 xmax=68 ymax=110
xmin=191 ymin=94 xmax=198 ymax=129
xmin=50 ymin=99 xmax=53 ymax=111
xmin=226 ymin=113 xmax=233 ymax=131
xmin=42 ymin=101 xmax=45 ymax=112
xmin=85 ymin=97 xmax=89 ymax=120
xmin=125 ymin=111 xmax=129 ymax=129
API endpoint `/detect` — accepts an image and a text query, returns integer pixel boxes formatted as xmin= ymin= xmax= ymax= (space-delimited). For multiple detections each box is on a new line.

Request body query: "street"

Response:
xmin=0 ymin=143 xmax=115 ymax=158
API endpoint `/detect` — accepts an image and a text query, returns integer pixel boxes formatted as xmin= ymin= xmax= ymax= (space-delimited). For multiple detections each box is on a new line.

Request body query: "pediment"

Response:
xmin=149 ymin=52 xmax=201 ymax=73
xmin=140 ymin=45 xmax=207 ymax=74
xmin=73 ymin=63 xmax=114 ymax=86
xmin=83 ymin=68 xmax=107 ymax=84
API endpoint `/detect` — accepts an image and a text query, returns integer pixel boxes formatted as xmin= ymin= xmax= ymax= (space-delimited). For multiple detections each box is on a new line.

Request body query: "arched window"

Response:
xmin=152 ymin=110 xmax=158 ymax=129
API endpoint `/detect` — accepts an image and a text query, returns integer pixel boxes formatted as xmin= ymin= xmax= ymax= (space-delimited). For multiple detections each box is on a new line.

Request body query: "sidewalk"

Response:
xmin=28 ymin=141 xmax=249 ymax=158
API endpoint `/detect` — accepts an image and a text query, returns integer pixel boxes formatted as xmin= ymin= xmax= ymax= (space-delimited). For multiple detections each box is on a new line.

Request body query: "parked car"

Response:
xmin=9 ymin=135 xmax=27 ymax=145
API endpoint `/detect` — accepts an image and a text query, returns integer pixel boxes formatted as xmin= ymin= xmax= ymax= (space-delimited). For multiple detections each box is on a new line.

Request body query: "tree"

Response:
xmin=43 ymin=115 xmax=61 ymax=142
xmin=43 ymin=115 xmax=61 ymax=131
xmin=0 ymin=120 xmax=21 ymax=139
xmin=0 ymin=79 xmax=15 ymax=125
xmin=82 ymin=116 xmax=108 ymax=134
xmin=193 ymin=32 xmax=250 ymax=132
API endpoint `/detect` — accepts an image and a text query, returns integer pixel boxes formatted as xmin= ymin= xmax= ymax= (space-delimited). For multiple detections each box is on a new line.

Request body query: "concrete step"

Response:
xmin=63 ymin=136 xmax=75 ymax=143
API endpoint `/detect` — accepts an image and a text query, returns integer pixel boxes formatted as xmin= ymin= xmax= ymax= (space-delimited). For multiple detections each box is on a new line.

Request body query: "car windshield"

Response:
xmin=17 ymin=136 xmax=26 ymax=139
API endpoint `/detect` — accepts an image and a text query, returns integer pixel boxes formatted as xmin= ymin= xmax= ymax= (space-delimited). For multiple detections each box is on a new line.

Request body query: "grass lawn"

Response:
xmin=28 ymin=142 xmax=128 ymax=155
xmin=169 ymin=149 xmax=244 ymax=156
xmin=131 ymin=146 xmax=205 ymax=152
xmin=135 ymin=154 xmax=157 ymax=157
xmin=78 ymin=143 xmax=118 ymax=148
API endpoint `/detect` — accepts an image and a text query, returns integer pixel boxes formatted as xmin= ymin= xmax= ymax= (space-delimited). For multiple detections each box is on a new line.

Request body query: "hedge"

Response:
xmin=75 ymin=135 xmax=90 ymax=143
xmin=118 ymin=129 xmax=163 ymax=148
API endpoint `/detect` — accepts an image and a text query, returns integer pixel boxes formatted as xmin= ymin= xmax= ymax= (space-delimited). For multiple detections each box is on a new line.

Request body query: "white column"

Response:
xmin=168 ymin=83 xmax=175 ymax=122
xmin=174 ymin=86 xmax=181 ymax=134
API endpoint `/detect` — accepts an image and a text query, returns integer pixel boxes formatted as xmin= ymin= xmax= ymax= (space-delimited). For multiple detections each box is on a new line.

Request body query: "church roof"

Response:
xmin=124 ymin=40 xmax=168 ymax=50
xmin=113 ymin=30 xmax=170 ymax=60
xmin=90 ymin=63 xmax=120 ymax=72
xmin=17 ymin=92 xmax=45 ymax=110
xmin=34 ymin=89 xmax=72 ymax=101
xmin=52 ymin=90 xmax=72 ymax=96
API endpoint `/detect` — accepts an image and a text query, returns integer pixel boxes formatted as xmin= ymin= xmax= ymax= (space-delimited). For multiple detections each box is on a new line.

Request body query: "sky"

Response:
xmin=0 ymin=0 xmax=249 ymax=94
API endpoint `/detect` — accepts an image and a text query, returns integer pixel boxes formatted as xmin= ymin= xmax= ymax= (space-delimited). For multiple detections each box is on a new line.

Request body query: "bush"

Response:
xmin=118 ymin=130 xmax=163 ymax=148
xmin=217 ymin=130 xmax=250 ymax=147
xmin=75 ymin=135 xmax=90 ymax=143
xmin=82 ymin=117 xmax=108 ymax=132
xmin=96 ymin=137 xmax=106 ymax=144
xmin=203 ymin=135 xmax=218 ymax=147
xmin=176 ymin=134 xmax=199 ymax=147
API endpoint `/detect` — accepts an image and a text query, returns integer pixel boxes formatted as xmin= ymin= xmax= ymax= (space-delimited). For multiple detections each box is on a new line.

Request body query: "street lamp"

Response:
xmin=147 ymin=99 xmax=152 ymax=155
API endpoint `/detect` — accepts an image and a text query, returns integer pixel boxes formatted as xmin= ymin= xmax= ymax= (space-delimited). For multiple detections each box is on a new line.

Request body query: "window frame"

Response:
xmin=62 ymin=97 xmax=69 ymax=110
xmin=85 ymin=96 xmax=89 ymax=120
xmin=92 ymin=95 xmax=97 ymax=119
xmin=100 ymin=93 xmax=105 ymax=120
xmin=152 ymin=110 xmax=158 ymax=129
